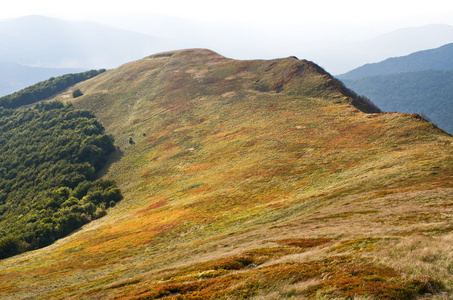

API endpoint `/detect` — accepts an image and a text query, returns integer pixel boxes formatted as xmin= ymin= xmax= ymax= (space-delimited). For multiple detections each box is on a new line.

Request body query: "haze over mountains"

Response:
xmin=338 ymin=43 xmax=453 ymax=79
xmin=2 ymin=15 xmax=453 ymax=72
xmin=289 ymin=23 xmax=453 ymax=75
xmin=0 ymin=15 xmax=178 ymax=69
xmin=2 ymin=15 xmax=453 ymax=99
xmin=0 ymin=15 xmax=182 ymax=96
xmin=0 ymin=62 xmax=83 ymax=97
xmin=339 ymin=43 xmax=453 ymax=134
xmin=98 ymin=15 xmax=453 ymax=74
xmin=2 ymin=14 xmax=452 ymax=133
xmin=0 ymin=49 xmax=451 ymax=299
xmin=0 ymin=3 xmax=452 ymax=298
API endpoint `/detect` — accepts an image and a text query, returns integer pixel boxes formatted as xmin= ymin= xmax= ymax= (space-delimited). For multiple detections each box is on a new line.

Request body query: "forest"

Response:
xmin=0 ymin=69 xmax=105 ymax=109
xmin=0 ymin=101 xmax=121 ymax=259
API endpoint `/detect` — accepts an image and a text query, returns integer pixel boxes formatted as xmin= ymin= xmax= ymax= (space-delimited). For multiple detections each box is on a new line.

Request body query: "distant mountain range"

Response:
xmin=100 ymin=15 xmax=453 ymax=74
xmin=303 ymin=24 xmax=453 ymax=75
xmin=0 ymin=15 xmax=178 ymax=69
xmin=0 ymin=15 xmax=181 ymax=96
xmin=0 ymin=62 xmax=83 ymax=97
xmin=338 ymin=43 xmax=453 ymax=80
xmin=2 ymin=15 xmax=453 ymax=73
xmin=338 ymin=43 xmax=453 ymax=134
xmin=2 ymin=15 xmax=453 ymax=119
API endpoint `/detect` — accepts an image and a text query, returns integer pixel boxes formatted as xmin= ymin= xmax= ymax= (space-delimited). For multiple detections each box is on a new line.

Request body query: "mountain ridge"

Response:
xmin=337 ymin=43 xmax=453 ymax=134
xmin=3 ymin=15 xmax=453 ymax=75
xmin=1 ymin=49 xmax=451 ymax=299
xmin=0 ymin=15 xmax=179 ymax=69
xmin=337 ymin=43 xmax=453 ymax=79
xmin=341 ymin=69 xmax=453 ymax=134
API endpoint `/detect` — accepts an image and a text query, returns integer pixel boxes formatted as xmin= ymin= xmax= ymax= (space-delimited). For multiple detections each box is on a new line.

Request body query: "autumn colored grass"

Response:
xmin=0 ymin=49 xmax=451 ymax=299
xmin=117 ymin=254 xmax=442 ymax=300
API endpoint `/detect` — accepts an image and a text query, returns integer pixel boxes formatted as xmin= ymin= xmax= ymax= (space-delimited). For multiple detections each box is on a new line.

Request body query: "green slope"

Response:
xmin=0 ymin=49 xmax=451 ymax=299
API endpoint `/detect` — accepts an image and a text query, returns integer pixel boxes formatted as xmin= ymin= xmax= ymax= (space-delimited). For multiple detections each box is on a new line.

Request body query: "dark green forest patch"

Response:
xmin=0 ymin=101 xmax=122 ymax=259
xmin=0 ymin=69 xmax=105 ymax=109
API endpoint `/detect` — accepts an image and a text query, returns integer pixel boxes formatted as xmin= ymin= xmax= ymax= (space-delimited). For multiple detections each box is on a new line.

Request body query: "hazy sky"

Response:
xmin=3 ymin=0 xmax=453 ymax=73
xmin=3 ymin=0 xmax=453 ymax=31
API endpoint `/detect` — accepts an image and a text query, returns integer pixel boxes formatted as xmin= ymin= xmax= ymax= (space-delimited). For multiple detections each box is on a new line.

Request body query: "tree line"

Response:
xmin=0 ymin=69 xmax=105 ymax=109
xmin=0 ymin=101 xmax=122 ymax=259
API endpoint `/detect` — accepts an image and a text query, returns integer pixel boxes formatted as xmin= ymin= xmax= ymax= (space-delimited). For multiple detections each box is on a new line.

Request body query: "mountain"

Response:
xmin=336 ymin=43 xmax=453 ymax=134
xmin=0 ymin=49 xmax=451 ymax=299
xmin=0 ymin=15 xmax=180 ymax=96
xmin=102 ymin=15 xmax=453 ymax=74
xmin=2 ymin=15 xmax=453 ymax=77
xmin=337 ymin=43 xmax=453 ymax=80
xmin=0 ymin=62 xmax=84 ymax=96
xmin=306 ymin=24 xmax=453 ymax=75
xmin=341 ymin=69 xmax=453 ymax=134
xmin=0 ymin=15 xmax=179 ymax=69
xmin=352 ymin=24 xmax=453 ymax=67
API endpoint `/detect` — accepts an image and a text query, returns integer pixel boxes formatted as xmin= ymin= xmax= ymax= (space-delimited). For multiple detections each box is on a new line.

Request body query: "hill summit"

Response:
xmin=1 ymin=49 xmax=452 ymax=299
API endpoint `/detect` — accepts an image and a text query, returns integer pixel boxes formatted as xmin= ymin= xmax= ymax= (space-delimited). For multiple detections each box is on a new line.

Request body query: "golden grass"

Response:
xmin=0 ymin=49 xmax=451 ymax=299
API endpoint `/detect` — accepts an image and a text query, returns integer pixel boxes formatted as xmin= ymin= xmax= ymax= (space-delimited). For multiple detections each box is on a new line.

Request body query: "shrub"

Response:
xmin=0 ymin=236 xmax=22 ymax=259
xmin=72 ymin=89 xmax=83 ymax=98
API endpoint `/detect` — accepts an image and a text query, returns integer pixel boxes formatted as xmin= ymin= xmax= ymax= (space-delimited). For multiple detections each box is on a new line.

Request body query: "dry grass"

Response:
xmin=0 ymin=49 xmax=451 ymax=299
xmin=373 ymin=233 xmax=453 ymax=286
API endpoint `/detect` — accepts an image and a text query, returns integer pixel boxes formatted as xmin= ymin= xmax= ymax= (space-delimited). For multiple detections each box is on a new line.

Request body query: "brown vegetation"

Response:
xmin=0 ymin=49 xmax=451 ymax=299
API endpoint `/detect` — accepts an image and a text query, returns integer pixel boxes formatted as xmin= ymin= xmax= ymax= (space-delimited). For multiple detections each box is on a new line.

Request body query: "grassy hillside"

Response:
xmin=341 ymin=69 xmax=453 ymax=134
xmin=0 ymin=49 xmax=451 ymax=299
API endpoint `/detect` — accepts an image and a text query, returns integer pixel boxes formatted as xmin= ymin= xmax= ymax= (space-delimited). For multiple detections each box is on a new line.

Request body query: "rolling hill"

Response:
xmin=0 ymin=49 xmax=451 ymax=299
